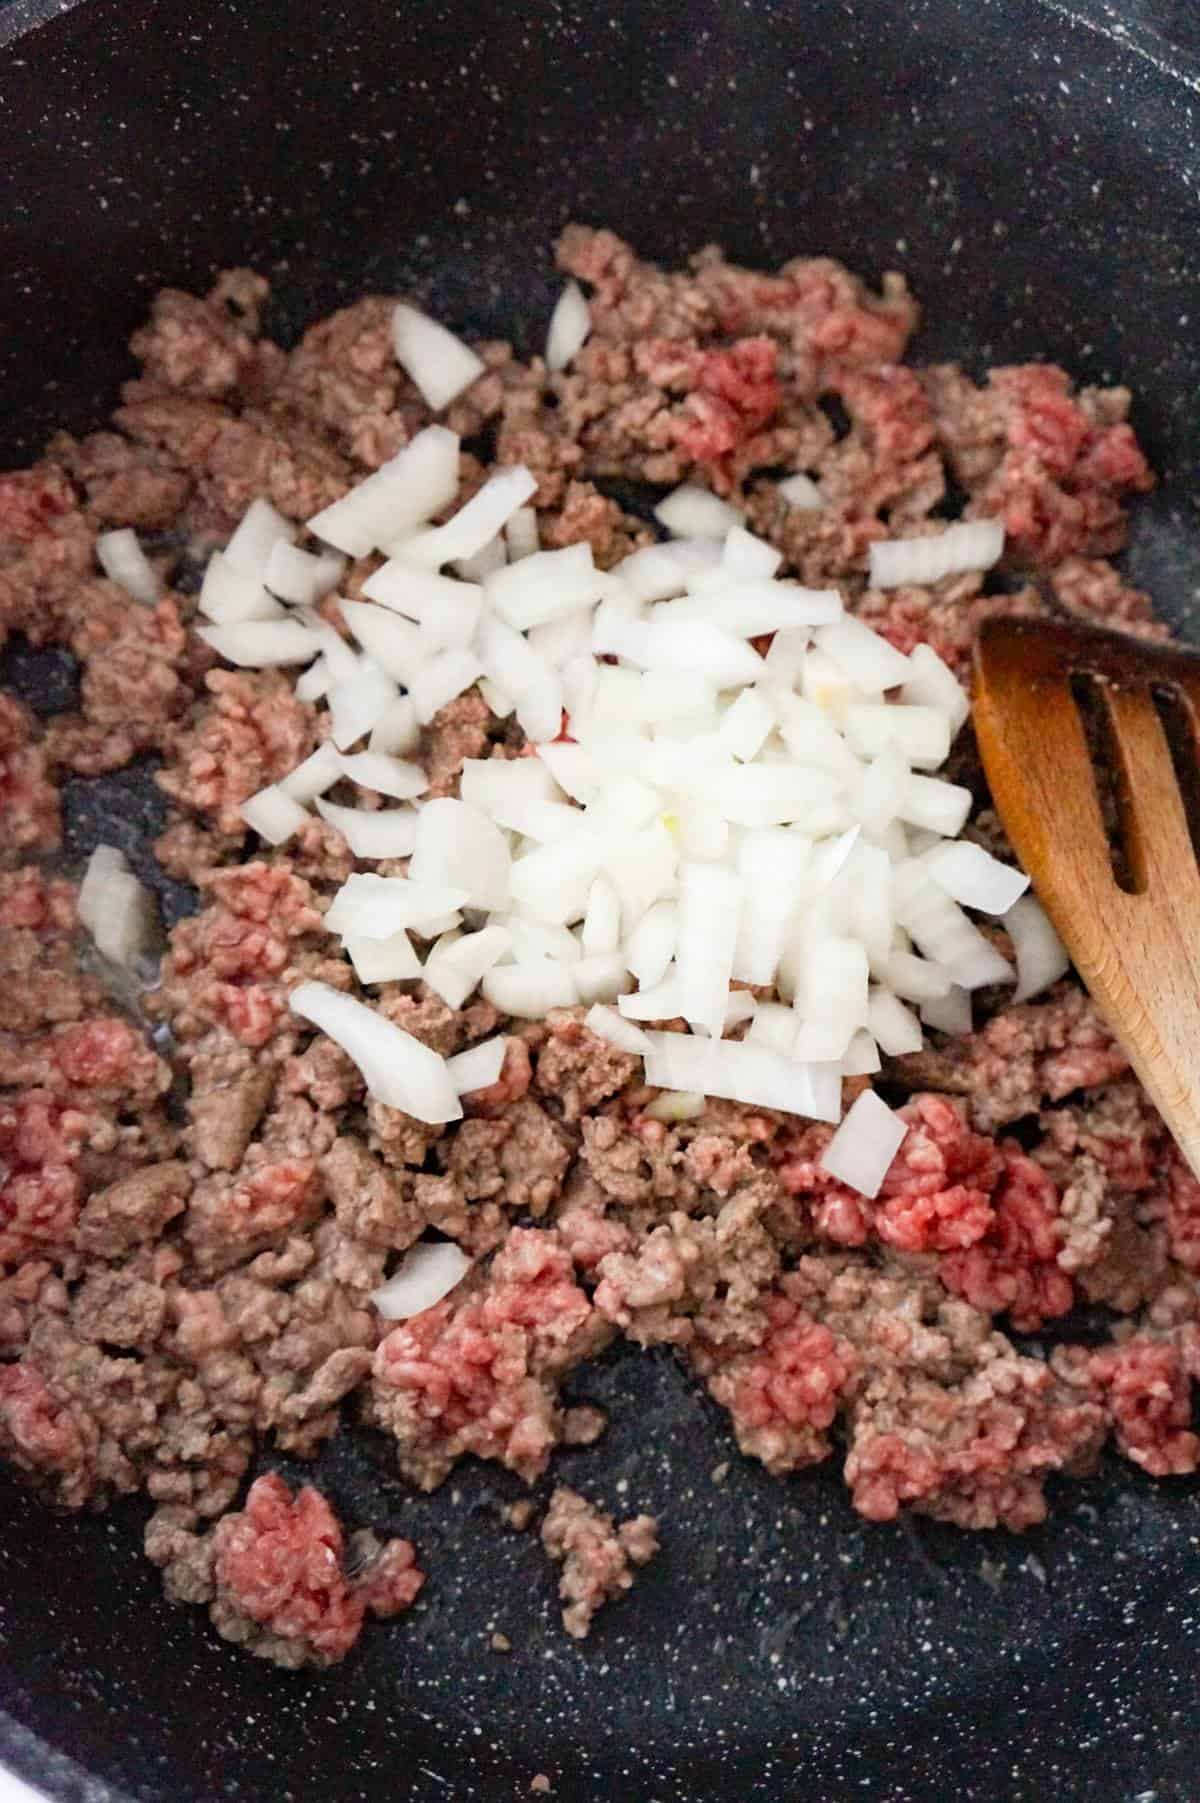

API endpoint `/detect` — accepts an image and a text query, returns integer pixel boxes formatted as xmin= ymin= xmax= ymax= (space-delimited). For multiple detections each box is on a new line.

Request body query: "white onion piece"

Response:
xmin=900 ymin=643 xmax=971 ymax=735
xmin=642 ymin=1031 xmax=840 ymax=1122
xmin=446 ymin=1037 xmax=508 ymax=1095
xmin=815 ymin=616 xmax=912 ymax=693
xmin=344 ymin=930 xmax=422 ymax=984
xmin=802 ymin=645 xmax=865 ymax=720
xmin=407 ymin=648 xmax=484 ymax=725
xmin=422 ymin=926 xmax=512 ymax=1009
xmin=617 ymin=543 xmax=705 ymax=603
xmin=508 ymin=919 xmax=583 ymax=965
xmin=538 ymin=741 xmax=600 ymax=804
xmin=621 ymin=620 xmax=764 ymax=690
xmin=624 ymin=899 xmax=676 ymax=989
xmin=841 ymin=1029 xmax=882 ymax=1076
xmin=581 ymin=875 xmax=622 ymax=956
xmin=225 ymin=498 xmax=297 ymax=576
xmin=602 ymin=820 xmax=677 ymax=931
xmin=819 ymin=1088 xmax=907 ymax=1198
xmin=654 ymin=484 xmax=744 ymax=538
xmin=97 ymin=529 xmax=161 ymax=605
xmin=314 ymin=798 xmax=419 ymax=859
xmin=545 ymin=279 xmax=591 ymax=371
xmin=335 ymin=750 xmax=426 ymax=804
xmin=617 ymin=974 xmax=684 ymax=1022
xmin=838 ymin=841 xmax=894 ymax=965
xmin=339 ymin=600 xmax=426 ymax=687
xmin=307 ymin=427 xmax=461 ymax=557
xmin=573 ymin=953 xmax=631 ymax=1005
xmin=853 ymin=747 xmax=910 ymax=838
xmin=663 ymin=583 xmax=842 ymax=636
xmin=690 ymin=638 xmax=788 ymax=711
xmin=1006 ymin=895 xmax=1070 ymax=1002
xmin=327 ymin=661 xmax=399 ymax=749
xmin=844 ymin=703 xmax=950 ymax=771
xmin=400 ymin=465 xmax=537 ymax=569
xmin=482 ymin=961 xmax=577 ymax=1019
xmin=198 ymin=552 xmax=284 ymax=625
xmin=774 ymin=696 xmax=861 ymax=781
xmin=370 ymin=1240 xmax=472 ymax=1320
xmin=762 ymin=627 xmax=811 ymax=686
xmin=265 ymin=540 xmax=346 ymax=607
xmin=295 ymin=657 xmax=331 ymax=703
xmin=485 ymin=543 xmax=607 ymax=631
xmin=455 ymin=535 xmax=506 ymax=583
xmin=721 ymin=525 xmax=783 ymax=581
xmin=505 ymin=507 xmax=540 ymax=561
xmin=778 ymin=471 xmax=824 ymax=510
xmin=920 ymin=985 xmax=973 ymax=1036
xmin=476 ymin=613 xmax=562 ymax=743
xmin=723 ymin=990 xmax=757 ymax=1033
xmin=923 ymin=841 xmax=1030 ymax=916
xmin=325 ymin=873 xmax=470 ymax=937
xmin=892 ymin=863 xmax=1014 ymax=989
xmin=409 ymin=798 xmax=511 ymax=911
xmin=866 ymin=987 xmax=924 ymax=1055
xmin=361 ymin=564 xmax=483 ymax=649
xmin=509 ymin=829 xmax=606 ymax=926
xmin=391 ymin=301 xmax=484 ymax=410
xmin=747 ymin=1001 xmax=799 ymax=1054
xmin=460 ymin=755 xmax=560 ymax=824
xmin=675 ymin=862 xmax=742 ymax=1037
xmin=869 ymin=519 xmax=1005 ymax=590
xmin=197 ymin=619 xmax=321 ymax=668
xmin=280 ymin=742 xmax=342 ymax=804
xmin=290 ymin=980 xmax=462 ymax=1123
xmin=299 ymin=611 xmax=361 ymax=683
xmin=585 ymin=1004 xmax=651 ymax=1055
xmin=708 ymin=764 xmax=843 ymax=832
xmin=877 ymin=948 xmax=954 ymax=1004
xmin=792 ymin=936 xmax=869 ymax=1061
xmin=369 ymin=694 xmax=420 ymax=756
xmin=732 ymin=831 xmax=809 ymax=986
xmin=240 ymin=784 xmax=309 ymax=846
xmin=643 ymin=1090 xmax=707 ymax=1122
xmin=897 ymin=773 xmax=973 ymax=838
xmin=78 ymin=845 xmax=157 ymax=970
xmin=527 ymin=608 xmax=596 ymax=673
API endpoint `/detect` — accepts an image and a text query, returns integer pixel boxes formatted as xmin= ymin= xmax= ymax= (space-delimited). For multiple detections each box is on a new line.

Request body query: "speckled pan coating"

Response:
xmin=1 ymin=1 xmax=1200 ymax=1800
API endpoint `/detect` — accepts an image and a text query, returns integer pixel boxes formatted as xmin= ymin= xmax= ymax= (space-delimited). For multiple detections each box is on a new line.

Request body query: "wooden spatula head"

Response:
xmin=974 ymin=615 xmax=1200 ymax=1179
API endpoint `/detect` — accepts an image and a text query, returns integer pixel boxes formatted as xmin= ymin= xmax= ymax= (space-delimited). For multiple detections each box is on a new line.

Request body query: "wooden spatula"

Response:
xmin=973 ymin=615 xmax=1200 ymax=1181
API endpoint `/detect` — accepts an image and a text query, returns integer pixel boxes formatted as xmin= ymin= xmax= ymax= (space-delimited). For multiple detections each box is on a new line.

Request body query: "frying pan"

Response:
xmin=2 ymin=0 xmax=1200 ymax=1797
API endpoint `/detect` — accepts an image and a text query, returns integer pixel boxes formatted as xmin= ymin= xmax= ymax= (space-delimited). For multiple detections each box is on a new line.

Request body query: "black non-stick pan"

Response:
xmin=2 ymin=1 xmax=1200 ymax=1797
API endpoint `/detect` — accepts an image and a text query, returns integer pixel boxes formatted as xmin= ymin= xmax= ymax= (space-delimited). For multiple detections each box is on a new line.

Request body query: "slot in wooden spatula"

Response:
xmin=974 ymin=615 xmax=1200 ymax=1180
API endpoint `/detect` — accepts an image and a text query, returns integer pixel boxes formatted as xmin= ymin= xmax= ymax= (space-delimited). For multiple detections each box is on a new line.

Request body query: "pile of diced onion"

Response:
xmin=88 ymin=291 xmax=1071 ymax=1227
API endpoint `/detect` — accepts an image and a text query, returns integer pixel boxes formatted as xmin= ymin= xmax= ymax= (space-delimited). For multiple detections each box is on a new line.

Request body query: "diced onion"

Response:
xmin=306 ymin=427 xmax=461 ymax=558
xmin=819 ymin=1088 xmax=908 ymax=1198
xmin=643 ymin=1090 xmax=706 ymax=1122
xmin=315 ymin=798 xmax=419 ymax=859
xmin=900 ymin=643 xmax=971 ymax=735
xmin=545 ymin=280 xmax=591 ymax=371
xmin=369 ymin=694 xmax=420 ymax=756
xmin=198 ymin=551 xmax=284 ymax=625
xmin=482 ymin=961 xmax=577 ymax=1018
xmin=409 ymin=798 xmax=511 ymax=911
xmin=370 ymin=1241 xmax=472 ymax=1320
xmin=327 ymin=661 xmax=399 ymax=749
xmin=866 ymin=987 xmax=923 ymax=1056
xmin=343 ymin=930 xmax=422 ymax=984
xmin=642 ymin=1031 xmax=841 ymax=1122
xmin=585 ymin=1004 xmax=651 ymax=1055
xmin=485 ymin=544 xmax=607 ymax=631
xmin=96 ymin=529 xmax=161 ymax=605
xmin=778 ymin=472 xmax=823 ymax=511
xmin=923 ymin=841 xmax=1030 ymax=915
xmin=505 ymin=507 xmax=540 ymax=561
xmin=654 ymin=484 xmax=744 ymax=538
xmin=920 ymin=986 xmax=974 ymax=1036
xmin=325 ymin=873 xmax=470 ymax=937
xmin=869 ymin=520 xmax=1005 ymax=590
xmin=197 ymin=619 xmax=321 ymax=668
xmin=407 ymin=648 xmax=484 ymax=725
xmin=280 ymin=742 xmax=342 ymax=804
xmin=446 ymin=1037 xmax=508 ymax=1095
xmin=392 ymin=302 xmax=485 ymax=410
xmin=240 ymin=784 xmax=309 ymax=846
xmin=1006 ymin=894 xmax=1070 ymax=1002
xmin=78 ymin=844 xmax=158 ymax=970
xmin=815 ymin=616 xmax=912 ymax=693
xmin=422 ymin=926 xmax=512 ymax=1010
xmin=290 ymin=979 xmax=462 ymax=1122
xmin=336 ymin=750 xmax=427 ymax=802
xmin=264 ymin=540 xmax=346 ymax=607
xmin=339 ymin=600 xmax=425 ymax=687
xmin=361 ymin=563 xmax=483 ymax=647
xmin=399 ymin=465 xmax=538 ymax=569
xmin=225 ymin=497 xmax=297 ymax=576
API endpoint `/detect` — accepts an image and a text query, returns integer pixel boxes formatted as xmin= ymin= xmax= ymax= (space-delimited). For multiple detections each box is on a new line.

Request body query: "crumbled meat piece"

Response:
xmin=320 ymin=1135 xmax=424 ymax=1250
xmin=157 ymin=668 xmax=317 ymax=836
xmin=533 ymin=1010 xmax=639 ymax=1122
xmin=540 ymin=1485 xmax=658 ymax=1638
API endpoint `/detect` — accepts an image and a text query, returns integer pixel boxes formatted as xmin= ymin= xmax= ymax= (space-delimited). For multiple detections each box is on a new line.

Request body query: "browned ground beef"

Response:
xmin=0 ymin=229 xmax=1191 ymax=1665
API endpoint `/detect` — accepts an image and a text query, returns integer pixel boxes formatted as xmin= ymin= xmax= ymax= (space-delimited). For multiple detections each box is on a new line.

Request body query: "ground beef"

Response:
xmin=540 ymin=1485 xmax=659 ymax=1638
xmin=0 ymin=230 xmax=1188 ymax=1671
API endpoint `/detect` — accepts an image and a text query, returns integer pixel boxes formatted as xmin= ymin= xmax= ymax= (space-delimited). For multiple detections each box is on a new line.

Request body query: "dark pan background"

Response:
xmin=2 ymin=2 xmax=1200 ymax=1797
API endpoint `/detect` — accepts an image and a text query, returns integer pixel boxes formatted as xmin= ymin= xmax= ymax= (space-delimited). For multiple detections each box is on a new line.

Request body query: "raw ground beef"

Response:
xmin=0 ymin=228 xmax=1189 ymax=1668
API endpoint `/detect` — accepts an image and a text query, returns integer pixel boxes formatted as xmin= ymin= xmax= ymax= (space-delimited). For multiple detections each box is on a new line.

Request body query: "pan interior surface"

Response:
xmin=1 ymin=1 xmax=1199 ymax=1799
